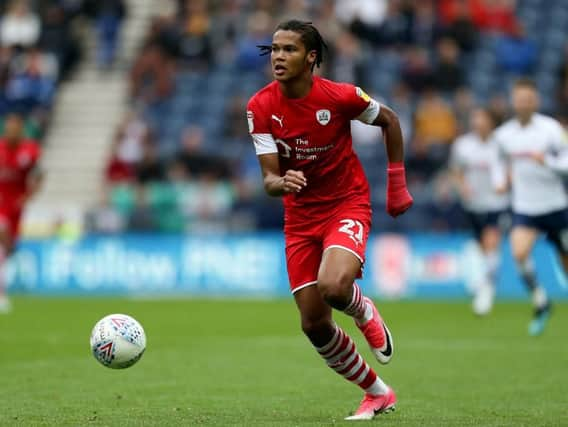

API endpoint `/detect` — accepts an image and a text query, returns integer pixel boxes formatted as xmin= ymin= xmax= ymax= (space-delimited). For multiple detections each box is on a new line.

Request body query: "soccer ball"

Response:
xmin=90 ymin=314 xmax=146 ymax=369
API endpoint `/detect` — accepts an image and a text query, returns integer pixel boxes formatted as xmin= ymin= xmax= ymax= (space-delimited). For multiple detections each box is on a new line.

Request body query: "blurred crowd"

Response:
xmin=0 ymin=0 xmax=127 ymax=141
xmin=92 ymin=0 xmax=568 ymax=234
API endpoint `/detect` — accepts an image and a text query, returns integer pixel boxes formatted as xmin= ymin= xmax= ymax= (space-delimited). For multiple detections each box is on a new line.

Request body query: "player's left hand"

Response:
xmin=386 ymin=162 xmax=413 ymax=217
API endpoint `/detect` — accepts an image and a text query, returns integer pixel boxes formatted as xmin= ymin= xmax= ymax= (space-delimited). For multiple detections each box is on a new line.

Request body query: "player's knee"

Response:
xmin=317 ymin=272 xmax=352 ymax=306
xmin=481 ymin=228 xmax=500 ymax=252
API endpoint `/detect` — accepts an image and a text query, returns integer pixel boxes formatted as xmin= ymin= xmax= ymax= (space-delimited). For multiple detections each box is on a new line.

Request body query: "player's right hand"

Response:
xmin=282 ymin=170 xmax=307 ymax=193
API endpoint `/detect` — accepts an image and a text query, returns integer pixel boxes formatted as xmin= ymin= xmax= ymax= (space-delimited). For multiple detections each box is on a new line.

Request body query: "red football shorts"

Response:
xmin=285 ymin=204 xmax=371 ymax=294
xmin=0 ymin=206 xmax=22 ymax=246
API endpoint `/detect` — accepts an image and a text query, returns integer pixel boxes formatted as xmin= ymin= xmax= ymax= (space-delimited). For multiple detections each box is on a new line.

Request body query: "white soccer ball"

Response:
xmin=90 ymin=314 xmax=146 ymax=369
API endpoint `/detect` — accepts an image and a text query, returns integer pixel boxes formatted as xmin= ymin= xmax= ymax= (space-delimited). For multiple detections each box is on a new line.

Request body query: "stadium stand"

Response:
xmin=16 ymin=0 xmax=568 ymax=236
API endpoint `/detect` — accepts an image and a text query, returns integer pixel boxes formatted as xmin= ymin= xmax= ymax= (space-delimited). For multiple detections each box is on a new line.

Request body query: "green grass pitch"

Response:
xmin=0 ymin=297 xmax=567 ymax=426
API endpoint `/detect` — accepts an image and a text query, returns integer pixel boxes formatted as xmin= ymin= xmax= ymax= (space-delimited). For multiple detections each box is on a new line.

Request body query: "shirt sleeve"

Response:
xmin=246 ymin=97 xmax=278 ymax=155
xmin=544 ymin=121 xmax=568 ymax=174
xmin=339 ymin=84 xmax=381 ymax=123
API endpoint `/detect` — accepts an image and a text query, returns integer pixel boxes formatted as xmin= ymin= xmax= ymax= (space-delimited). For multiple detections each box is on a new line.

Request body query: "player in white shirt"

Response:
xmin=450 ymin=108 xmax=509 ymax=316
xmin=491 ymin=78 xmax=568 ymax=335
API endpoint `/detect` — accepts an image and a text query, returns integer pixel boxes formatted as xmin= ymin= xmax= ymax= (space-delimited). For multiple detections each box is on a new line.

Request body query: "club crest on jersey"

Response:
xmin=316 ymin=109 xmax=331 ymax=126
xmin=247 ymin=111 xmax=254 ymax=133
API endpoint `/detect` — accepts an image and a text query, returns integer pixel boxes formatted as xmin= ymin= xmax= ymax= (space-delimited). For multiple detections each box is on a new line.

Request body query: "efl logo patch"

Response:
xmin=316 ymin=109 xmax=331 ymax=125
xmin=247 ymin=111 xmax=254 ymax=133
xmin=356 ymin=87 xmax=370 ymax=103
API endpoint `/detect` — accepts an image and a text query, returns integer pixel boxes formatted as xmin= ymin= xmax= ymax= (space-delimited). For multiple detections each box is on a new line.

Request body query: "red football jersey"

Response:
xmin=0 ymin=138 xmax=41 ymax=211
xmin=247 ymin=76 xmax=378 ymax=224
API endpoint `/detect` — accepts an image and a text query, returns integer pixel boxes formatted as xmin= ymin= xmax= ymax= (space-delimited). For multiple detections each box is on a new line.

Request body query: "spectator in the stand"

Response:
xmin=439 ymin=0 xmax=478 ymax=52
xmin=433 ymin=37 xmax=464 ymax=92
xmin=441 ymin=0 xmax=516 ymax=33
xmin=86 ymin=189 xmax=126 ymax=234
xmin=251 ymin=0 xmax=280 ymax=17
xmin=105 ymin=140 xmax=135 ymax=184
xmin=165 ymin=158 xmax=189 ymax=183
xmin=130 ymin=42 xmax=175 ymax=104
xmin=235 ymin=10 xmax=272 ymax=72
xmin=11 ymin=45 xmax=58 ymax=79
xmin=414 ymin=90 xmax=458 ymax=149
xmin=494 ymin=22 xmax=536 ymax=75
xmin=335 ymin=0 xmax=387 ymax=28
xmin=176 ymin=125 xmax=231 ymax=179
xmin=487 ymin=92 xmax=509 ymax=125
xmin=0 ymin=45 xmax=14 ymax=90
xmin=471 ymin=0 xmax=518 ymax=35
xmin=128 ymin=185 xmax=156 ymax=231
xmin=38 ymin=4 xmax=81 ymax=80
xmin=312 ymin=0 xmax=342 ymax=47
xmin=377 ymin=0 xmax=411 ymax=46
xmin=4 ymin=47 xmax=57 ymax=130
xmin=453 ymin=87 xmax=475 ymax=133
xmin=407 ymin=0 xmax=440 ymax=47
xmin=113 ymin=110 xmax=151 ymax=166
xmin=410 ymin=90 xmax=458 ymax=176
xmin=144 ymin=14 xmax=181 ymax=58
xmin=84 ymin=0 xmax=127 ymax=69
xmin=0 ymin=0 xmax=40 ymax=49
xmin=223 ymin=94 xmax=248 ymax=140
xmin=210 ymin=0 xmax=247 ymax=64
xmin=329 ymin=30 xmax=364 ymax=84
xmin=438 ymin=0 xmax=465 ymax=24
xmin=179 ymin=0 xmax=213 ymax=68
xmin=347 ymin=0 xmax=410 ymax=47
xmin=401 ymin=46 xmax=432 ymax=93
xmin=135 ymin=140 xmax=165 ymax=184
xmin=104 ymin=110 xmax=152 ymax=184
xmin=179 ymin=162 xmax=236 ymax=233
xmin=278 ymin=0 xmax=310 ymax=23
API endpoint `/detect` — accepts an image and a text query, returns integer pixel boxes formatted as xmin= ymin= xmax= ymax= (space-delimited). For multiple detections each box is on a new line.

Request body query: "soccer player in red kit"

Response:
xmin=0 ymin=113 xmax=43 ymax=312
xmin=247 ymin=21 xmax=413 ymax=420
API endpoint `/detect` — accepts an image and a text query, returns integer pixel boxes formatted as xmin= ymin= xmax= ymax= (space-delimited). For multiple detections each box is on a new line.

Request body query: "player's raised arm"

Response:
xmin=371 ymin=104 xmax=413 ymax=217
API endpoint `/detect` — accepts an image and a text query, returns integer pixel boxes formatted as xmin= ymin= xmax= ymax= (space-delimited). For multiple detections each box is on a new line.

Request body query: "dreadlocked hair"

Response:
xmin=257 ymin=20 xmax=328 ymax=71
